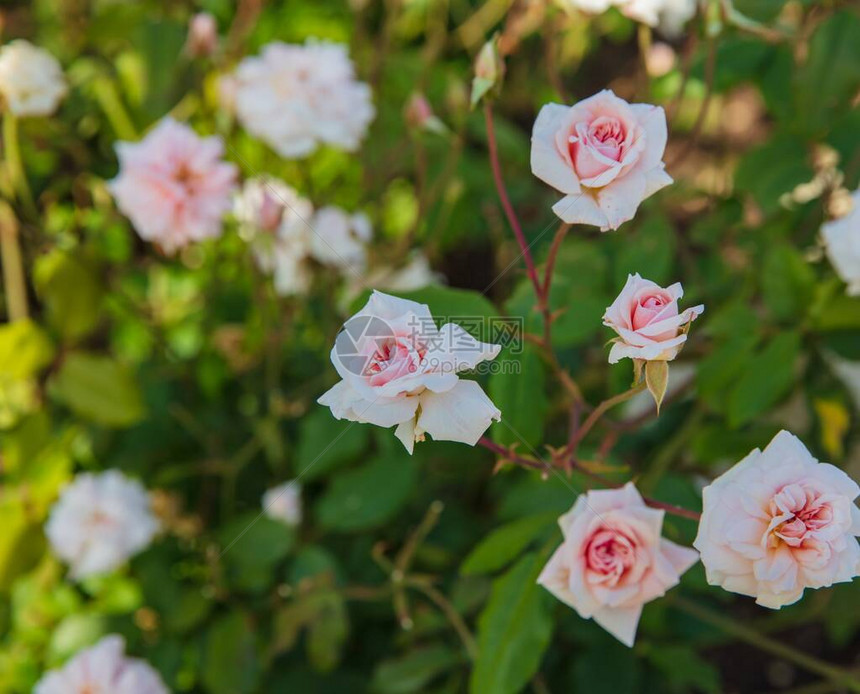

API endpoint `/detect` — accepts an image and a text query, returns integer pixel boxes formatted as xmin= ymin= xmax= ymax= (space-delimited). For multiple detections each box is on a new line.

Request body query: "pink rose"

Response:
xmin=531 ymin=89 xmax=672 ymax=230
xmin=603 ymin=273 xmax=703 ymax=363
xmin=110 ymin=117 xmax=237 ymax=254
xmin=318 ymin=291 xmax=501 ymax=453
xmin=694 ymin=430 xmax=860 ymax=609
xmin=538 ymin=483 xmax=698 ymax=646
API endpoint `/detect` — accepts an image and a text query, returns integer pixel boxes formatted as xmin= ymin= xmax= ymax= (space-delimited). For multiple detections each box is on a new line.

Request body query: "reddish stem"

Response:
xmin=477 ymin=438 xmax=701 ymax=522
xmin=483 ymin=103 xmax=542 ymax=303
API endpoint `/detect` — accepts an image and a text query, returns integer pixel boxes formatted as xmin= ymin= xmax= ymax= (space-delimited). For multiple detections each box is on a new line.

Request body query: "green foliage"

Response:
xmin=2 ymin=0 xmax=860 ymax=692
xmin=470 ymin=552 xmax=554 ymax=694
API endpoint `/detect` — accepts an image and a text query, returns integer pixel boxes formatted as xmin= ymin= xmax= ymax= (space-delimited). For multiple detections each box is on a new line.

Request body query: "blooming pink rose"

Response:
xmin=538 ymin=483 xmax=698 ymax=646
xmin=694 ymin=430 xmax=860 ymax=609
xmin=531 ymin=90 xmax=672 ymax=230
xmin=110 ymin=117 xmax=237 ymax=254
xmin=603 ymin=273 xmax=703 ymax=363
xmin=318 ymin=291 xmax=501 ymax=453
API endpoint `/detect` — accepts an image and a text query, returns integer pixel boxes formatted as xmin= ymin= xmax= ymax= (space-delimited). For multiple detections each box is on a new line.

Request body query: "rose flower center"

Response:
xmin=585 ymin=528 xmax=636 ymax=584
xmin=588 ymin=116 xmax=625 ymax=161
xmin=768 ymin=483 xmax=834 ymax=548
xmin=363 ymin=335 xmax=427 ymax=387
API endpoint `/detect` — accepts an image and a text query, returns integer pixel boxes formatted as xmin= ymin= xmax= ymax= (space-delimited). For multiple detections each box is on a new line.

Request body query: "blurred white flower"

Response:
xmin=308 ymin=206 xmax=372 ymax=275
xmin=233 ymin=40 xmax=375 ymax=158
xmin=371 ymin=253 xmax=441 ymax=293
xmin=34 ymin=635 xmax=168 ymax=694
xmin=0 ymin=40 xmax=67 ymax=117
xmin=623 ymin=0 xmax=697 ymax=35
xmin=560 ymin=0 xmax=697 ymax=35
xmin=262 ymin=481 xmax=302 ymax=526
xmin=234 ymin=177 xmax=315 ymax=296
xmin=46 ymin=470 xmax=159 ymax=579
xmin=821 ymin=188 xmax=860 ymax=296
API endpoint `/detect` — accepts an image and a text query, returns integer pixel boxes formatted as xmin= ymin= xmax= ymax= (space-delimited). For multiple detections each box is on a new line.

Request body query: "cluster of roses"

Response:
xmin=316 ymin=89 xmax=860 ymax=647
xmin=0 ymin=13 xmax=857 ymax=691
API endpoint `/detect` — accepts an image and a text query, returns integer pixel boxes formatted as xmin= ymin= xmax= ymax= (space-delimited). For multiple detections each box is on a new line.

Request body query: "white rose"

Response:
xmin=0 ymin=40 xmax=67 ymax=117
xmin=34 ymin=635 xmax=168 ymax=694
xmin=308 ymin=206 xmax=372 ymax=275
xmin=232 ymin=40 xmax=375 ymax=158
xmin=262 ymin=481 xmax=302 ymax=526
xmin=822 ymin=188 xmax=860 ymax=296
xmin=46 ymin=470 xmax=159 ymax=579
xmin=234 ymin=177 xmax=314 ymax=296
xmin=318 ymin=291 xmax=501 ymax=453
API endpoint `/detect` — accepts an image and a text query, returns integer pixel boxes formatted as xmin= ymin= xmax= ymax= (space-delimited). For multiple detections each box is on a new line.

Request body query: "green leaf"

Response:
xmin=696 ymin=333 xmax=760 ymax=412
xmin=297 ymin=408 xmax=370 ymax=481
xmin=202 ymin=612 xmax=261 ymax=694
xmin=219 ymin=515 xmax=295 ymax=591
xmin=50 ymin=352 xmax=145 ymax=427
xmin=33 ymin=250 xmax=103 ymax=342
xmin=306 ymin=593 xmax=349 ymax=673
xmin=613 ymin=215 xmax=676 ymax=287
xmin=489 ymin=344 xmax=546 ymax=450
xmin=316 ymin=454 xmax=417 ymax=532
xmin=0 ymin=320 xmax=54 ymax=379
xmin=469 ymin=552 xmax=553 ymax=694
xmin=647 ymin=645 xmax=722 ymax=694
xmin=728 ymin=332 xmax=801 ymax=427
xmin=461 ymin=513 xmax=557 ymax=576
xmin=371 ymin=645 xmax=460 ymax=694
xmin=735 ymin=133 xmax=813 ymax=215
xmin=795 ymin=11 xmax=860 ymax=134
xmin=762 ymin=245 xmax=816 ymax=322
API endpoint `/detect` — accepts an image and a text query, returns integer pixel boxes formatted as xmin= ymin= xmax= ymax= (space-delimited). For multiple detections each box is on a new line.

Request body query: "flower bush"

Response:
xmin=0 ymin=0 xmax=859 ymax=693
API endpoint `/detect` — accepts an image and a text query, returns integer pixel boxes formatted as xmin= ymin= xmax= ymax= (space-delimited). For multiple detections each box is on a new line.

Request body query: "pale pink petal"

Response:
xmin=416 ymin=380 xmax=500 ymax=445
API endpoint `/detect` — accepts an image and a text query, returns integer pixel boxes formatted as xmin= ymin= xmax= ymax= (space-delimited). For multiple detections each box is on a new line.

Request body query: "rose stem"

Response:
xmin=671 ymin=596 xmax=860 ymax=693
xmin=0 ymin=203 xmax=28 ymax=321
xmin=568 ymin=382 xmax=647 ymax=453
xmin=477 ymin=437 xmax=701 ymax=521
xmin=483 ymin=102 xmax=542 ymax=305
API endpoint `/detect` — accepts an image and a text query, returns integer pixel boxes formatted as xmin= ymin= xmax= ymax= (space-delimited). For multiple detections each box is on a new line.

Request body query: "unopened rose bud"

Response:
xmin=645 ymin=42 xmax=676 ymax=78
xmin=186 ymin=12 xmax=218 ymax=58
xmin=404 ymin=92 xmax=448 ymax=135
xmin=405 ymin=92 xmax=433 ymax=127
xmin=470 ymin=37 xmax=504 ymax=108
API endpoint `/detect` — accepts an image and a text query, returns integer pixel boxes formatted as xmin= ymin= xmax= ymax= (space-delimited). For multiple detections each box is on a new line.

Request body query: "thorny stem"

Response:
xmin=407 ymin=578 xmax=478 ymax=660
xmin=669 ymin=33 xmax=717 ymax=168
xmin=478 ymin=436 xmax=701 ymax=521
xmin=477 ymin=437 xmax=701 ymax=521
xmin=483 ymin=103 xmax=542 ymax=305
xmin=568 ymin=382 xmax=646 ymax=451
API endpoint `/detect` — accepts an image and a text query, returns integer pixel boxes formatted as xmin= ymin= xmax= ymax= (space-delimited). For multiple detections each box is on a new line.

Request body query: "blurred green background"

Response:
xmin=0 ymin=0 xmax=859 ymax=692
